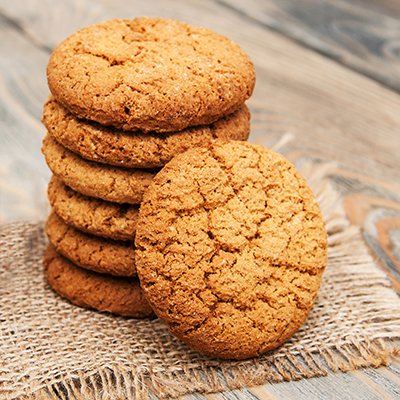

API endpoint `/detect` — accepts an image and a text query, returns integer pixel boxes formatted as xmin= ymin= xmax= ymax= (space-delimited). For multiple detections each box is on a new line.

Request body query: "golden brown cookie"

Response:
xmin=42 ymin=133 xmax=159 ymax=204
xmin=46 ymin=17 xmax=255 ymax=132
xmin=48 ymin=175 xmax=139 ymax=241
xmin=46 ymin=210 xmax=137 ymax=277
xmin=43 ymin=244 xmax=154 ymax=318
xmin=42 ymin=96 xmax=251 ymax=168
xmin=135 ymin=140 xmax=328 ymax=360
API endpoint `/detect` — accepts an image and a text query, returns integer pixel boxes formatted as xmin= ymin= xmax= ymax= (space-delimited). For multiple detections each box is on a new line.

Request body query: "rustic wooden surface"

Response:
xmin=0 ymin=0 xmax=399 ymax=399
xmin=221 ymin=0 xmax=400 ymax=93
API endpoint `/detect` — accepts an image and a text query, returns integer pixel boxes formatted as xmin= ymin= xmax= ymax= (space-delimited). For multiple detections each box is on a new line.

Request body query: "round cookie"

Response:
xmin=46 ymin=210 xmax=137 ymax=277
xmin=135 ymin=140 xmax=328 ymax=360
xmin=48 ymin=175 xmax=139 ymax=241
xmin=42 ymin=133 xmax=159 ymax=204
xmin=46 ymin=17 xmax=255 ymax=132
xmin=43 ymin=244 xmax=154 ymax=318
xmin=42 ymin=96 xmax=251 ymax=168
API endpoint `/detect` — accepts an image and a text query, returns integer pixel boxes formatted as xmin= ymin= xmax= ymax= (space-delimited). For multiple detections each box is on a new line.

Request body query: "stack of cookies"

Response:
xmin=41 ymin=18 xmax=256 ymax=318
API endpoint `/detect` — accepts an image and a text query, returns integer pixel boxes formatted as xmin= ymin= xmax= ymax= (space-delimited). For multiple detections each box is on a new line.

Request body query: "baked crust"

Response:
xmin=135 ymin=140 xmax=328 ymax=360
xmin=47 ymin=17 xmax=255 ymax=132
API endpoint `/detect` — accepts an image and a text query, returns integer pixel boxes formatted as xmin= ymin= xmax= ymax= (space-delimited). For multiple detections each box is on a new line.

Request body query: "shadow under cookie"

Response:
xmin=42 ymin=133 xmax=159 ymax=204
xmin=43 ymin=243 xmax=154 ymax=318
xmin=46 ymin=210 xmax=137 ymax=277
xmin=48 ymin=175 xmax=139 ymax=241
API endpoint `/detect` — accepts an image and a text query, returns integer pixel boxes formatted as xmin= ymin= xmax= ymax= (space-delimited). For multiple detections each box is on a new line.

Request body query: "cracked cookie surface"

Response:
xmin=42 ymin=96 xmax=251 ymax=168
xmin=48 ymin=175 xmax=139 ymax=241
xmin=135 ymin=140 xmax=328 ymax=360
xmin=46 ymin=210 xmax=137 ymax=277
xmin=42 ymin=133 xmax=159 ymax=204
xmin=43 ymin=244 xmax=154 ymax=318
xmin=46 ymin=17 xmax=255 ymax=132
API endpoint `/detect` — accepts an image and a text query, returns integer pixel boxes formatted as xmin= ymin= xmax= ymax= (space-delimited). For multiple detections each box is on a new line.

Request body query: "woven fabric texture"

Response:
xmin=1 ymin=162 xmax=400 ymax=400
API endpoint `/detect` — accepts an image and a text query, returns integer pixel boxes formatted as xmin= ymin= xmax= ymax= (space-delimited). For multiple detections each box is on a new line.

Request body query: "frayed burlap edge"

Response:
xmin=32 ymin=340 xmax=399 ymax=400
xmin=2 ymin=161 xmax=400 ymax=400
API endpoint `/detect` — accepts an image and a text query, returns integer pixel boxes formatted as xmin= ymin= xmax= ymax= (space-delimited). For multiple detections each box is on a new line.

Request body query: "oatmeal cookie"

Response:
xmin=42 ymin=133 xmax=158 ymax=204
xmin=48 ymin=175 xmax=139 ymax=241
xmin=42 ymin=96 xmax=251 ymax=168
xmin=46 ymin=17 xmax=255 ymax=132
xmin=46 ymin=210 xmax=137 ymax=277
xmin=135 ymin=140 xmax=328 ymax=360
xmin=43 ymin=244 xmax=154 ymax=317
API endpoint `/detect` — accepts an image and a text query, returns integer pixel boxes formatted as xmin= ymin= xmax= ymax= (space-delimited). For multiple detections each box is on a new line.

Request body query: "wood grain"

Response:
xmin=220 ymin=0 xmax=400 ymax=93
xmin=343 ymin=194 xmax=400 ymax=291
xmin=0 ymin=13 xmax=50 ymax=223
xmin=0 ymin=0 xmax=399 ymax=398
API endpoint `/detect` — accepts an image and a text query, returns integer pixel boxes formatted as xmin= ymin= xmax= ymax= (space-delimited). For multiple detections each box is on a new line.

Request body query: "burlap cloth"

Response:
xmin=1 ymin=162 xmax=400 ymax=400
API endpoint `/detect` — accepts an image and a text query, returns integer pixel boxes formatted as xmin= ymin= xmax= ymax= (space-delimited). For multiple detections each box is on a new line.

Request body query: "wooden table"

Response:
xmin=1 ymin=0 xmax=399 ymax=398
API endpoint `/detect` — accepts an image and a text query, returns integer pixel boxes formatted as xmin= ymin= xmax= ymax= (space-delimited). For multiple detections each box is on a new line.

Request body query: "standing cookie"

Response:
xmin=46 ymin=17 xmax=255 ymax=132
xmin=135 ymin=140 xmax=328 ymax=360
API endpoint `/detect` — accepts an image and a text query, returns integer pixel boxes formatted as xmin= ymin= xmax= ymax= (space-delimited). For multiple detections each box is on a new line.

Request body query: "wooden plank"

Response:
xmin=343 ymin=194 xmax=400 ymax=291
xmin=0 ymin=1 xmax=399 ymax=399
xmin=0 ymin=14 xmax=50 ymax=223
xmin=1 ymin=0 xmax=399 ymax=316
xmin=1 ymin=0 xmax=400 ymax=188
xmin=350 ymin=0 xmax=400 ymax=19
xmin=220 ymin=0 xmax=400 ymax=93
xmin=1 ymin=0 xmax=400 ymax=303
xmin=361 ymin=368 xmax=400 ymax=399
xmin=251 ymin=370 xmax=396 ymax=400
xmin=180 ymin=367 xmax=400 ymax=400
